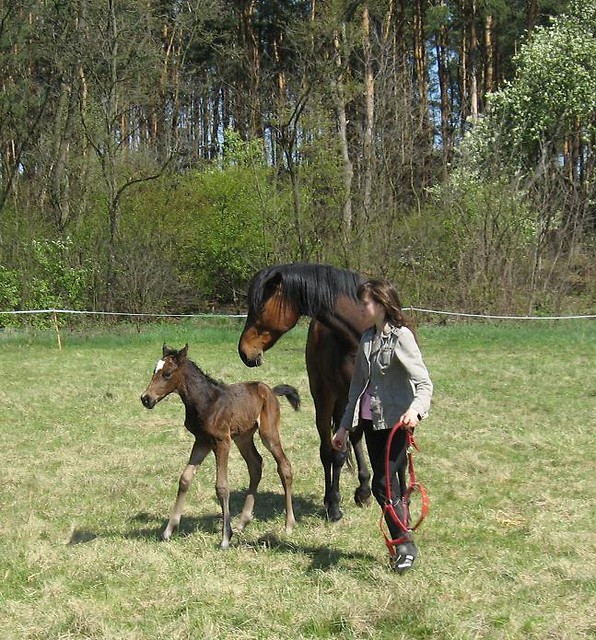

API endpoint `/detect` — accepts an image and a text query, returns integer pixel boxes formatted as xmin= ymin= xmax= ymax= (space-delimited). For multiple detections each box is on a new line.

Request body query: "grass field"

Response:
xmin=0 ymin=319 xmax=594 ymax=639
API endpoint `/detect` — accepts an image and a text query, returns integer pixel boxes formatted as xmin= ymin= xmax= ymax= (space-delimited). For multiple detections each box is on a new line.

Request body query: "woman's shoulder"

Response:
xmin=389 ymin=324 xmax=419 ymax=349
xmin=389 ymin=324 xmax=414 ymax=338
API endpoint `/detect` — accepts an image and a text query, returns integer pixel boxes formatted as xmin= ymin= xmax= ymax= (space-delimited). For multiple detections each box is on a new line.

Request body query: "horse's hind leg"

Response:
xmin=234 ymin=432 xmax=263 ymax=532
xmin=162 ymin=438 xmax=211 ymax=541
xmin=258 ymin=403 xmax=296 ymax=534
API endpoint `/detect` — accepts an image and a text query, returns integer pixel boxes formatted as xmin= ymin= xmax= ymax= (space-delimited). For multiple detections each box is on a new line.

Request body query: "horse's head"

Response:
xmin=238 ymin=269 xmax=300 ymax=367
xmin=141 ymin=344 xmax=188 ymax=409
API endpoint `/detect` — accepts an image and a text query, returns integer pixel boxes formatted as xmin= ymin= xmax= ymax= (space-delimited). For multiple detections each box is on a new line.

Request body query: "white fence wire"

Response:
xmin=2 ymin=308 xmax=595 ymax=320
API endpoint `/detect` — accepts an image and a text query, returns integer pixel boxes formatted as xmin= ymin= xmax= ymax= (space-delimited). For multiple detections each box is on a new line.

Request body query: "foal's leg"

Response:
xmin=162 ymin=438 xmax=211 ymax=541
xmin=234 ymin=432 xmax=263 ymax=532
xmin=258 ymin=405 xmax=296 ymax=534
xmin=213 ymin=437 xmax=233 ymax=550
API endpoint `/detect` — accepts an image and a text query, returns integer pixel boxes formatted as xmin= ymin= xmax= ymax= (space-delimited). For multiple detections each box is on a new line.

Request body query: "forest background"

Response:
xmin=1 ymin=0 xmax=595 ymax=321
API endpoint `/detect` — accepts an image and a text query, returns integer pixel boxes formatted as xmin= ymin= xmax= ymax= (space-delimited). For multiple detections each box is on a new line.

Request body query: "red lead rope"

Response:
xmin=380 ymin=420 xmax=429 ymax=554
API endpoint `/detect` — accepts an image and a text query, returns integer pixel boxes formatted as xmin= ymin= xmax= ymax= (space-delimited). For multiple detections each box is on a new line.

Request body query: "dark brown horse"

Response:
xmin=140 ymin=344 xmax=300 ymax=549
xmin=238 ymin=263 xmax=372 ymax=522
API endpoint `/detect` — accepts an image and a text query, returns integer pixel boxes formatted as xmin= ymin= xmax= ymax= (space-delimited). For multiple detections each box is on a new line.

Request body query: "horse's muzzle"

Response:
xmin=238 ymin=349 xmax=263 ymax=367
xmin=141 ymin=394 xmax=156 ymax=409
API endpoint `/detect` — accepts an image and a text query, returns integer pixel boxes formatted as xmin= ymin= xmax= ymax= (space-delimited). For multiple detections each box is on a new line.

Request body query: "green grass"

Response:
xmin=1 ymin=319 xmax=594 ymax=639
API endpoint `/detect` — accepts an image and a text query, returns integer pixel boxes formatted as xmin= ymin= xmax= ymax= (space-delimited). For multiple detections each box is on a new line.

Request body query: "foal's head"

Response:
xmin=141 ymin=344 xmax=188 ymax=409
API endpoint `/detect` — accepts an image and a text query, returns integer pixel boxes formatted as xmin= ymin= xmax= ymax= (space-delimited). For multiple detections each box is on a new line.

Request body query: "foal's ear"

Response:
xmin=178 ymin=344 xmax=189 ymax=361
xmin=162 ymin=343 xmax=173 ymax=357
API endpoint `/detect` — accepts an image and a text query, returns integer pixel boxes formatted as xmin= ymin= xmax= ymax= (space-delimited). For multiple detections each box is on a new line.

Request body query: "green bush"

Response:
xmin=397 ymin=169 xmax=537 ymax=312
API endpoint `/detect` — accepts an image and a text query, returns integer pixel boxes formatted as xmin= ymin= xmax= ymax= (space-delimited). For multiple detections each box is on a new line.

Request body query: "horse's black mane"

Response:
xmin=248 ymin=263 xmax=364 ymax=317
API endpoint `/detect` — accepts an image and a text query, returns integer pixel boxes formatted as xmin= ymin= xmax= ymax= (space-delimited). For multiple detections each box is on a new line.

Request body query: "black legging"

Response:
xmin=362 ymin=419 xmax=411 ymax=541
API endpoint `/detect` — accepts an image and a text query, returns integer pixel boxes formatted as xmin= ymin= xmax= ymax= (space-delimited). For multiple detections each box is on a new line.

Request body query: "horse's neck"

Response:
xmin=316 ymin=295 xmax=369 ymax=349
xmin=178 ymin=363 xmax=218 ymax=417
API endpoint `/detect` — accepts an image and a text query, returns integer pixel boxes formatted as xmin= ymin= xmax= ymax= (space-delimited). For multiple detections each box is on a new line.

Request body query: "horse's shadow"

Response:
xmin=238 ymin=532 xmax=377 ymax=572
xmin=68 ymin=489 xmax=376 ymax=571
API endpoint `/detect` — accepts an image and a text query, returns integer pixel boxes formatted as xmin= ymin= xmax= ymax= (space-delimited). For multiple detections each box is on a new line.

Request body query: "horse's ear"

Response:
xmin=162 ymin=343 xmax=171 ymax=357
xmin=264 ymin=270 xmax=283 ymax=296
xmin=178 ymin=344 xmax=189 ymax=361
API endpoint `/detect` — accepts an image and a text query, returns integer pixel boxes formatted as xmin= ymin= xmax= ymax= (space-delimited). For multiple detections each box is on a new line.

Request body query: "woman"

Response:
xmin=332 ymin=279 xmax=433 ymax=574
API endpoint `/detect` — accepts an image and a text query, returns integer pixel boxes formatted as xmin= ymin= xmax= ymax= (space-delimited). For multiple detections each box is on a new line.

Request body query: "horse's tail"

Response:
xmin=272 ymin=384 xmax=301 ymax=411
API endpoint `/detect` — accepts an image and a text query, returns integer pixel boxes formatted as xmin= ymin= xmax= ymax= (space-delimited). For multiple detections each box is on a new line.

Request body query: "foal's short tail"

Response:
xmin=272 ymin=385 xmax=301 ymax=411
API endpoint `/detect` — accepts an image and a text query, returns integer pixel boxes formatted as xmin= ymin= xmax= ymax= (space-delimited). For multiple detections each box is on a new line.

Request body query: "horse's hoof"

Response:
xmin=326 ymin=506 xmax=343 ymax=522
xmin=354 ymin=487 xmax=372 ymax=507
xmin=161 ymin=531 xmax=172 ymax=542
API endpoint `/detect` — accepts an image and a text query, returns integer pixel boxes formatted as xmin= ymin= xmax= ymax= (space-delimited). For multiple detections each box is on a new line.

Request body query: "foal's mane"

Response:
xmin=248 ymin=263 xmax=364 ymax=317
xmin=186 ymin=358 xmax=225 ymax=388
xmin=176 ymin=355 xmax=223 ymax=390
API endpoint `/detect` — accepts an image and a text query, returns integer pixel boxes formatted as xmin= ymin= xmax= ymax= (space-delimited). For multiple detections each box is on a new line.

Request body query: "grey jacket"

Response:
xmin=340 ymin=325 xmax=433 ymax=432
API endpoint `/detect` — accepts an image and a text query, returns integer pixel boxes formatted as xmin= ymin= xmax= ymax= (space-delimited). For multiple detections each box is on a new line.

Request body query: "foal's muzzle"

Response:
xmin=141 ymin=394 xmax=156 ymax=409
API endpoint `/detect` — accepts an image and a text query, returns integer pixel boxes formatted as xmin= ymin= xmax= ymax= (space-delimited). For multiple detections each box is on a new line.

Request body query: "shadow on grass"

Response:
xmin=240 ymin=533 xmax=378 ymax=572
xmin=67 ymin=490 xmax=376 ymax=572
xmin=68 ymin=489 xmax=325 ymax=544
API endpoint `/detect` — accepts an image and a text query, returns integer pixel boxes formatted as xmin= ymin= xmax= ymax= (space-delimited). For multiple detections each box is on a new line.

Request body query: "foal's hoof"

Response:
xmin=354 ymin=487 xmax=372 ymax=507
xmin=161 ymin=530 xmax=172 ymax=542
xmin=285 ymin=522 xmax=295 ymax=535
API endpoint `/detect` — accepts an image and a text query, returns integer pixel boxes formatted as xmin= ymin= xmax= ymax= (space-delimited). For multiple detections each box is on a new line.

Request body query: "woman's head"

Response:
xmin=357 ymin=279 xmax=412 ymax=331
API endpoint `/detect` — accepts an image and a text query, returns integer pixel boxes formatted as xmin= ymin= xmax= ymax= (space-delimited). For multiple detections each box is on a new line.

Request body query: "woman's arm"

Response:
xmin=395 ymin=327 xmax=433 ymax=422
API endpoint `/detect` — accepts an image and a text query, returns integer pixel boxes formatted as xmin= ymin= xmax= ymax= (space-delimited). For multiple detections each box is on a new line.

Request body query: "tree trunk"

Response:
xmin=435 ymin=0 xmax=451 ymax=176
xmin=469 ymin=0 xmax=479 ymax=122
xmin=526 ymin=0 xmax=538 ymax=36
xmin=333 ymin=26 xmax=354 ymax=246
xmin=238 ymin=0 xmax=261 ymax=138
xmin=413 ymin=0 xmax=432 ymax=188
xmin=362 ymin=2 xmax=375 ymax=224
xmin=483 ymin=12 xmax=495 ymax=97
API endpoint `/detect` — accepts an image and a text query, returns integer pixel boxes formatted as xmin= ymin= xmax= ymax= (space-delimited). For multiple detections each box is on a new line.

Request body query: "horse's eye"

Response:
xmin=162 ymin=372 xmax=172 ymax=380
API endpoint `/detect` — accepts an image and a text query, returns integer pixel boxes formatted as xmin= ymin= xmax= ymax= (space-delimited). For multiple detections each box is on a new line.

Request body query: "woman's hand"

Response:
xmin=400 ymin=408 xmax=420 ymax=431
xmin=332 ymin=426 xmax=349 ymax=451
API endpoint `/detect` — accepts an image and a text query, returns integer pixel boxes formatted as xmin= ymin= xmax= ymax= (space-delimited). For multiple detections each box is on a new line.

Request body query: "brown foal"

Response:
xmin=140 ymin=344 xmax=299 ymax=549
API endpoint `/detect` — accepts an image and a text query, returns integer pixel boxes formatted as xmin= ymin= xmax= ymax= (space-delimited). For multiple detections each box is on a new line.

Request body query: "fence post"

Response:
xmin=52 ymin=310 xmax=62 ymax=350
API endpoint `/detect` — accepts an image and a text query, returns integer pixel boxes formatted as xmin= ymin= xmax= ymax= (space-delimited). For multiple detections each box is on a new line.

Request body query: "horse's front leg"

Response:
xmin=328 ymin=437 xmax=349 ymax=522
xmin=214 ymin=437 xmax=233 ymax=549
xmin=162 ymin=438 xmax=211 ymax=541
xmin=312 ymin=398 xmax=346 ymax=522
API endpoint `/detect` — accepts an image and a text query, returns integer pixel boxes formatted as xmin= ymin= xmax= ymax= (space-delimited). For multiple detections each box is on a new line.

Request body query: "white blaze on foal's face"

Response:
xmin=154 ymin=359 xmax=166 ymax=374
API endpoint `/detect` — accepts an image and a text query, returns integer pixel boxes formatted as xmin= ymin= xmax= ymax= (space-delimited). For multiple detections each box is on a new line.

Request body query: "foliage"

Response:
xmin=400 ymin=169 xmax=537 ymax=311
xmin=117 ymin=159 xmax=277 ymax=309
xmin=475 ymin=1 xmax=596 ymax=168
xmin=0 ymin=235 xmax=92 ymax=327
xmin=0 ymin=265 xmax=19 ymax=311
xmin=0 ymin=0 xmax=593 ymax=316
xmin=190 ymin=167 xmax=273 ymax=304
xmin=24 ymin=238 xmax=91 ymax=324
